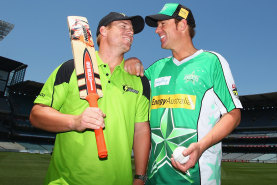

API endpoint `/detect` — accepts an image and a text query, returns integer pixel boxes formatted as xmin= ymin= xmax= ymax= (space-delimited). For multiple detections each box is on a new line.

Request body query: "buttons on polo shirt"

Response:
xmin=106 ymin=73 xmax=109 ymax=76
xmin=103 ymin=64 xmax=107 ymax=68
xmin=108 ymin=80 xmax=111 ymax=83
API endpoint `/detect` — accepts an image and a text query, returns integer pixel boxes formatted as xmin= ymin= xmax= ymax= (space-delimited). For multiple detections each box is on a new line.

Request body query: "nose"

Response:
xmin=155 ymin=25 xmax=161 ymax=34
xmin=126 ymin=28 xmax=134 ymax=36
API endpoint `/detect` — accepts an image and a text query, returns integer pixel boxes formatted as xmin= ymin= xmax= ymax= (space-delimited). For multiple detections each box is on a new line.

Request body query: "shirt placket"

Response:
xmin=100 ymin=64 xmax=111 ymax=93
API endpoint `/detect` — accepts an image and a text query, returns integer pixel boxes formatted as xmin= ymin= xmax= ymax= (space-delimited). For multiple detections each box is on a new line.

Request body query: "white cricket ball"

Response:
xmin=173 ymin=146 xmax=189 ymax=164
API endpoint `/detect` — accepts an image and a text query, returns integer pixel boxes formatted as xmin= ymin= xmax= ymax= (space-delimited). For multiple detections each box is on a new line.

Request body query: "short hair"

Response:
xmin=96 ymin=24 xmax=112 ymax=46
xmin=96 ymin=34 xmax=101 ymax=46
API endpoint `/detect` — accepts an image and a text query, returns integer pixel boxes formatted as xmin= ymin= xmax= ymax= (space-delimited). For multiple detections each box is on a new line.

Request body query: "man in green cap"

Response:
xmin=125 ymin=3 xmax=242 ymax=185
xmin=30 ymin=12 xmax=150 ymax=185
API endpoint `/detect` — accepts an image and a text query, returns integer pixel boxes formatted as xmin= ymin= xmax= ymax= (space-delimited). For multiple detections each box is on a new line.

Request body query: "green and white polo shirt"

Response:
xmin=144 ymin=50 xmax=242 ymax=185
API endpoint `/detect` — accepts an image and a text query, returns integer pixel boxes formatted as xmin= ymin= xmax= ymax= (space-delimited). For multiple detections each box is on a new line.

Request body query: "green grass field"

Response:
xmin=0 ymin=152 xmax=277 ymax=185
xmin=0 ymin=152 xmax=50 ymax=185
xmin=221 ymin=162 xmax=277 ymax=185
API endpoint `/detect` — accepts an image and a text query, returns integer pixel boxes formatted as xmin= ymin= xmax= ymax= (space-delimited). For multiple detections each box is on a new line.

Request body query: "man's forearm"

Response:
xmin=198 ymin=108 xmax=241 ymax=154
xmin=133 ymin=122 xmax=151 ymax=175
xmin=29 ymin=104 xmax=76 ymax=133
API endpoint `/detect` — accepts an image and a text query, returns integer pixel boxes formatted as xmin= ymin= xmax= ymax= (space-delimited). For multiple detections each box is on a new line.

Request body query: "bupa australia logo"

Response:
xmin=123 ymin=85 xmax=139 ymax=94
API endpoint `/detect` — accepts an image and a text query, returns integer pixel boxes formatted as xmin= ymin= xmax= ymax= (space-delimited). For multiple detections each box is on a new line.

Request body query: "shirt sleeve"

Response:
xmin=34 ymin=66 xmax=60 ymax=108
xmin=212 ymin=53 xmax=243 ymax=113
xmin=144 ymin=66 xmax=151 ymax=81
xmin=135 ymin=76 xmax=150 ymax=123
xmin=34 ymin=60 xmax=74 ymax=111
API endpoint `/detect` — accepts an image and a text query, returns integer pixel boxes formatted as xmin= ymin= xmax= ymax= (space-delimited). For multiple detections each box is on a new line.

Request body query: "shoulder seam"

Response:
xmin=140 ymin=76 xmax=150 ymax=100
xmin=54 ymin=59 xmax=75 ymax=86
xmin=145 ymin=56 xmax=171 ymax=71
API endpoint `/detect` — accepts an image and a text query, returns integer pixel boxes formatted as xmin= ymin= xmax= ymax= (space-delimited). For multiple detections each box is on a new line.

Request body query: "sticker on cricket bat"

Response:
xmin=68 ymin=17 xmax=94 ymax=47
xmin=67 ymin=16 xmax=107 ymax=159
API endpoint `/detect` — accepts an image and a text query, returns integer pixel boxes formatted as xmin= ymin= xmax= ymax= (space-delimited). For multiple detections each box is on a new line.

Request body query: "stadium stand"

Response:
xmin=0 ymin=141 xmax=25 ymax=151
xmin=0 ymin=97 xmax=11 ymax=138
xmin=0 ymin=97 xmax=10 ymax=114
xmin=222 ymin=92 xmax=277 ymax=163
xmin=0 ymin=57 xmax=55 ymax=153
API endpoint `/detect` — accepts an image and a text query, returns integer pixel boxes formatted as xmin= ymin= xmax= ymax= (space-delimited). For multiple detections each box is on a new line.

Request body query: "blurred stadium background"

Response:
xmin=1 ymin=20 xmax=276 ymax=185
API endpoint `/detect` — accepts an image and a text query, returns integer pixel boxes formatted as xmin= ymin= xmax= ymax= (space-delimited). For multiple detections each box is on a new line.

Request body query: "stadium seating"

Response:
xmin=0 ymin=97 xmax=11 ymax=114
xmin=239 ymin=108 xmax=277 ymax=128
xmin=222 ymin=153 xmax=277 ymax=163
xmin=0 ymin=80 xmax=55 ymax=152
xmin=8 ymin=93 xmax=35 ymax=118
xmin=222 ymin=93 xmax=277 ymax=163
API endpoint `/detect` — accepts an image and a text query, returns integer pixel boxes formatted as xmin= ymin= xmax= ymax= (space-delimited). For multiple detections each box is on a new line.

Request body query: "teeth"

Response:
xmin=160 ymin=35 xmax=165 ymax=39
xmin=124 ymin=37 xmax=131 ymax=42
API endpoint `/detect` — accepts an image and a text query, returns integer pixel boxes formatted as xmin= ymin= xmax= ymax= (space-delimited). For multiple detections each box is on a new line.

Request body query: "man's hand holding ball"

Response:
xmin=172 ymin=146 xmax=190 ymax=164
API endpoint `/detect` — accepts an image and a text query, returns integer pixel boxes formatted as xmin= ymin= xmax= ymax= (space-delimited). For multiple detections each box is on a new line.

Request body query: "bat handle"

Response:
xmin=86 ymin=93 xmax=108 ymax=159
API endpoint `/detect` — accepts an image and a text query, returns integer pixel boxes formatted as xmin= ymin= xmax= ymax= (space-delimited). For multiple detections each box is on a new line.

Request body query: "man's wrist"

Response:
xmin=134 ymin=174 xmax=147 ymax=183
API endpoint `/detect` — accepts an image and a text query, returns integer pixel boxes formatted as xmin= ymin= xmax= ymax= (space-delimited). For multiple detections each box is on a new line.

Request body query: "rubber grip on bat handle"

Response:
xmin=86 ymin=93 xmax=108 ymax=158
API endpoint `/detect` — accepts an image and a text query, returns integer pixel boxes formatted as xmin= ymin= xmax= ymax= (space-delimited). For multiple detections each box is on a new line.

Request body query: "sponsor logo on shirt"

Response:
xmin=151 ymin=94 xmax=196 ymax=109
xmin=232 ymin=84 xmax=238 ymax=96
xmin=123 ymin=85 xmax=139 ymax=94
xmin=154 ymin=76 xmax=171 ymax=87
xmin=39 ymin=93 xmax=45 ymax=97
xmin=184 ymin=71 xmax=199 ymax=84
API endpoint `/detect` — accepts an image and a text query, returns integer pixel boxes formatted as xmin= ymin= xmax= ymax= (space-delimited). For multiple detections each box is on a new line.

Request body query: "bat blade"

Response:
xmin=67 ymin=16 xmax=103 ymax=99
xmin=67 ymin=16 xmax=107 ymax=158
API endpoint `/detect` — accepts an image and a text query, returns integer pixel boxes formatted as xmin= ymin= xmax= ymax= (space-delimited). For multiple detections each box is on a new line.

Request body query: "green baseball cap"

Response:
xmin=145 ymin=3 xmax=196 ymax=28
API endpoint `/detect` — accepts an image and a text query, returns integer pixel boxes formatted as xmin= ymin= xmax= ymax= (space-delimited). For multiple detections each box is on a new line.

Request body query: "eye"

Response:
xmin=120 ymin=24 xmax=126 ymax=29
xmin=157 ymin=21 xmax=166 ymax=28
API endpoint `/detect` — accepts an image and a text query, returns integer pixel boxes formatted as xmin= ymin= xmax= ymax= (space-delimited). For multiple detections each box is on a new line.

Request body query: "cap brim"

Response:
xmin=116 ymin=15 xmax=144 ymax=34
xmin=129 ymin=16 xmax=145 ymax=34
xmin=145 ymin=14 xmax=172 ymax=27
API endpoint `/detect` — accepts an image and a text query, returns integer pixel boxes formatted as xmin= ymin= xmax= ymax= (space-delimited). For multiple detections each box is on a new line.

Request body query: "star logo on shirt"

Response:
xmin=184 ymin=71 xmax=199 ymax=84
xmin=207 ymin=151 xmax=221 ymax=185
xmin=148 ymin=108 xmax=197 ymax=183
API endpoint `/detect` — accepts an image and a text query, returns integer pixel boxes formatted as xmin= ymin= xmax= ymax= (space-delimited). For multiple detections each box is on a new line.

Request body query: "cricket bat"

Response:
xmin=67 ymin=16 xmax=107 ymax=158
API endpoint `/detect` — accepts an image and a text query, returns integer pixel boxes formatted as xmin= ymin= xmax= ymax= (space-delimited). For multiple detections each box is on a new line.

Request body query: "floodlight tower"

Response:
xmin=0 ymin=20 xmax=14 ymax=41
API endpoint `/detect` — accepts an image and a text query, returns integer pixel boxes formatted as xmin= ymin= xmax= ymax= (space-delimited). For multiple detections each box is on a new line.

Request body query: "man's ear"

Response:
xmin=99 ymin=26 xmax=107 ymax=37
xmin=178 ymin=19 xmax=188 ymax=31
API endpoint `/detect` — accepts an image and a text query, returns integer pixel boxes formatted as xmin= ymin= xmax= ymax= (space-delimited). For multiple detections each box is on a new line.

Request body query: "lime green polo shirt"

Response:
xmin=34 ymin=52 xmax=149 ymax=185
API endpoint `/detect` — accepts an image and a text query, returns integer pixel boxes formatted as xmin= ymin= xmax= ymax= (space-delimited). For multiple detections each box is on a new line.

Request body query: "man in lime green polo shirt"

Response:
xmin=30 ymin=12 xmax=150 ymax=185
